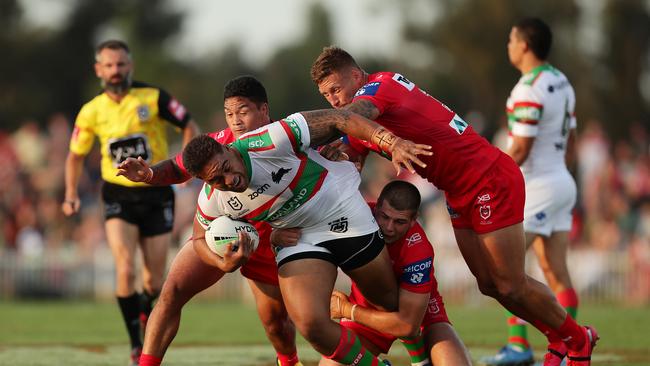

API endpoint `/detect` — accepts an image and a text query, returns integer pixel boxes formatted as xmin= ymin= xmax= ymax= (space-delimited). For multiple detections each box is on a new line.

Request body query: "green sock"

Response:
xmin=506 ymin=310 xmax=530 ymax=351
xmin=329 ymin=327 xmax=384 ymax=366
xmin=400 ymin=335 xmax=431 ymax=366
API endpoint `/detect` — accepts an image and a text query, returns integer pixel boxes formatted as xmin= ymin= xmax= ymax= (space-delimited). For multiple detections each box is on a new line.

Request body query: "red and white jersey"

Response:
xmin=348 ymin=72 xmax=502 ymax=194
xmin=506 ymin=64 xmax=576 ymax=177
xmin=349 ymin=203 xmax=437 ymax=308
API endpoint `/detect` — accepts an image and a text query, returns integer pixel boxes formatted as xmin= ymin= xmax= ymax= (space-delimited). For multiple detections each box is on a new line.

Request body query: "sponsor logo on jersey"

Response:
xmin=354 ymin=82 xmax=381 ymax=97
xmin=227 ymin=196 xmax=243 ymax=211
xmin=448 ymin=114 xmax=468 ymax=135
xmin=477 ymin=193 xmax=491 ymax=204
xmin=427 ymin=297 xmax=441 ymax=314
xmin=405 ymin=232 xmax=422 ymax=247
xmin=328 ymin=217 xmax=349 ymax=233
xmin=196 ymin=211 xmax=210 ymax=227
xmin=402 ymin=258 xmax=432 ymax=285
xmin=217 ymin=130 xmax=225 ymax=139
xmin=248 ymin=183 xmax=270 ymax=200
xmin=272 ymin=167 xmax=292 ymax=184
xmin=136 ymin=105 xmax=150 ymax=121
xmin=168 ymin=98 xmax=187 ymax=121
xmin=249 ymin=139 xmax=265 ymax=148
xmin=107 ymin=134 xmax=150 ymax=166
xmin=535 ymin=211 xmax=547 ymax=222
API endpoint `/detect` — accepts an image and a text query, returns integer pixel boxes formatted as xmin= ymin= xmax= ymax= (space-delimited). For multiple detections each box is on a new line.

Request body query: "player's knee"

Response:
xmin=493 ymin=278 xmax=527 ymax=301
xmin=115 ymin=263 xmax=136 ymax=285
xmin=476 ymin=279 xmax=499 ymax=297
xmin=294 ymin=316 xmax=329 ymax=344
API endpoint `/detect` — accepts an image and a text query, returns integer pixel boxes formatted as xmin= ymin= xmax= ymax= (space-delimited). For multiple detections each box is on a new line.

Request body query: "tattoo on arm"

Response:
xmin=343 ymin=99 xmax=381 ymax=120
xmin=302 ymin=110 xmax=349 ymax=147
xmin=150 ymin=159 xmax=191 ymax=185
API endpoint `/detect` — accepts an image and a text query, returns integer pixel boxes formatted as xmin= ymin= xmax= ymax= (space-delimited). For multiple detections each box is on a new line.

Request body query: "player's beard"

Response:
xmin=102 ymin=71 xmax=132 ymax=94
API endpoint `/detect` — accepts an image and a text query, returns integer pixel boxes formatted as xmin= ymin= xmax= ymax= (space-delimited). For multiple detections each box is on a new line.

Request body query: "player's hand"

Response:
xmin=389 ymin=137 xmax=432 ymax=175
xmin=319 ymin=140 xmax=350 ymax=162
xmin=270 ymin=228 xmax=302 ymax=247
xmin=218 ymin=232 xmax=254 ymax=272
xmin=116 ymin=157 xmax=153 ymax=183
xmin=330 ymin=290 xmax=352 ymax=320
xmin=61 ymin=197 xmax=80 ymax=216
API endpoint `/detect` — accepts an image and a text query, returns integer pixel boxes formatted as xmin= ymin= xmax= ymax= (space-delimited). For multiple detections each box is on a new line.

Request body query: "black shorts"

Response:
xmin=277 ymin=231 xmax=385 ymax=271
xmin=101 ymin=182 xmax=175 ymax=237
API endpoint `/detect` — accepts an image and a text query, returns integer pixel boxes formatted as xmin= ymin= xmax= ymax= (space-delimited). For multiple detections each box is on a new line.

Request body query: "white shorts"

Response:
xmin=523 ymin=171 xmax=576 ymax=236
xmin=274 ymin=191 xmax=379 ymax=265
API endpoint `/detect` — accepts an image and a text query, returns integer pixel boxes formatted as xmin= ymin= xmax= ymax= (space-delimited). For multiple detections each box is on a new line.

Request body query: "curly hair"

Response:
xmin=182 ymin=134 xmax=224 ymax=177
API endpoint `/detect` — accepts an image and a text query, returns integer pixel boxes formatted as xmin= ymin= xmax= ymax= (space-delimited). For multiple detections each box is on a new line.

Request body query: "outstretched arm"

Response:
xmin=343 ymin=99 xmax=381 ymax=121
xmin=117 ymin=156 xmax=191 ymax=185
xmin=300 ymin=109 xmax=432 ymax=174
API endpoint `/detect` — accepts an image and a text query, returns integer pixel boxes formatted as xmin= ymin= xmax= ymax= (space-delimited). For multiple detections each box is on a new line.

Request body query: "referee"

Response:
xmin=62 ymin=40 xmax=199 ymax=365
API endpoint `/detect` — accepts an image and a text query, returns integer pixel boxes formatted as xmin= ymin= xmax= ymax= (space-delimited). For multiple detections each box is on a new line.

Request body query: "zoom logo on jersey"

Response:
xmin=401 ymin=258 xmax=432 ymax=285
xmin=248 ymin=184 xmax=270 ymax=200
xmin=272 ymin=167 xmax=292 ymax=184
xmin=328 ymin=217 xmax=349 ymax=233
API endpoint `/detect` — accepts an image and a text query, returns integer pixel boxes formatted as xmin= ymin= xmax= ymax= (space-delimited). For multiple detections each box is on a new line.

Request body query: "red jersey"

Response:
xmin=349 ymin=203 xmax=438 ymax=305
xmin=349 ymin=72 xmax=502 ymax=194
xmin=179 ymin=127 xmax=278 ymax=285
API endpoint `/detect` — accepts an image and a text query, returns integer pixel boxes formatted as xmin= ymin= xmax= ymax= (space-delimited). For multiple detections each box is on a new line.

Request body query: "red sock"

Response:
xmin=138 ymin=354 xmax=162 ymax=366
xmin=557 ymin=314 xmax=587 ymax=351
xmin=277 ymin=350 xmax=299 ymax=366
xmin=529 ymin=319 xmax=562 ymax=342
xmin=557 ymin=288 xmax=579 ymax=319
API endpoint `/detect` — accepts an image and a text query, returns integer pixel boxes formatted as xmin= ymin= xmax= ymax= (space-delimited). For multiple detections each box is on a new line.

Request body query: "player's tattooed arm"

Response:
xmin=342 ymin=99 xmax=381 ymax=121
xmin=301 ymin=109 xmax=356 ymax=147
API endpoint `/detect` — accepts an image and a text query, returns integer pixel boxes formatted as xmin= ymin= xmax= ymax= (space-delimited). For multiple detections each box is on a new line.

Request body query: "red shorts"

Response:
xmin=240 ymin=225 xmax=278 ymax=285
xmin=340 ymin=291 xmax=449 ymax=354
xmin=445 ymin=153 xmax=525 ymax=234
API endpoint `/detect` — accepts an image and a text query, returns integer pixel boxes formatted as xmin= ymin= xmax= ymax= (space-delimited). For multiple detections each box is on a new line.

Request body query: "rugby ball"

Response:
xmin=204 ymin=216 xmax=259 ymax=257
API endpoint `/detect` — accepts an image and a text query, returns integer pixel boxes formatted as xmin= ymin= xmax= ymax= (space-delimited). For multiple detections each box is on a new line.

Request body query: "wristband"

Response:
xmin=370 ymin=127 xmax=398 ymax=152
xmin=350 ymin=304 xmax=358 ymax=322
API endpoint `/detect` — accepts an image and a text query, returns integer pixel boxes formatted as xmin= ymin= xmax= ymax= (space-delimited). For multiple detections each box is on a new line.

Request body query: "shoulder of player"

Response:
xmin=209 ymin=128 xmax=234 ymax=144
xmin=399 ymin=223 xmax=434 ymax=253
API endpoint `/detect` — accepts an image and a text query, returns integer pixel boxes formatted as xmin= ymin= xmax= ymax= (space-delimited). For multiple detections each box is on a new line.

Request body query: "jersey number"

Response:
xmin=392 ymin=73 xmax=415 ymax=91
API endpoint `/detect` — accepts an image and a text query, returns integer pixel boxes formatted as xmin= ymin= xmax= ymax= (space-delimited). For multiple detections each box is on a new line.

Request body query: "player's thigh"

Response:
xmin=247 ymin=278 xmax=287 ymax=321
xmin=344 ymin=246 xmax=399 ymax=312
xmin=141 ymin=232 xmax=172 ymax=278
xmin=278 ymin=259 xmax=337 ymax=324
xmin=162 ymin=240 xmax=226 ymax=301
xmin=477 ymin=222 xmax=527 ymax=283
xmin=453 ymin=228 xmax=493 ymax=282
xmin=105 ymin=218 xmax=140 ymax=268
xmin=423 ymin=322 xmax=471 ymax=366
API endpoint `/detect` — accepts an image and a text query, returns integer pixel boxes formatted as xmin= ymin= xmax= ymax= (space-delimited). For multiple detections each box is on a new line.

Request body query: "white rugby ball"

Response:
xmin=205 ymin=216 xmax=259 ymax=256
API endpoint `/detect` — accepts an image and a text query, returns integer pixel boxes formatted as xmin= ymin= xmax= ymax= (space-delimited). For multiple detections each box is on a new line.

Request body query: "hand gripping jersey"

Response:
xmin=196 ymin=113 xmax=378 ymax=249
xmin=347 ymin=72 xmax=503 ymax=195
xmin=506 ymin=64 xmax=577 ymax=177
xmin=70 ymin=81 xmax=191 ymax=187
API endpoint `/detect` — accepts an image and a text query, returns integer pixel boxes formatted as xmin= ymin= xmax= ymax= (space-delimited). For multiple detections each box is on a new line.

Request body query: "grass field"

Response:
xmin=0 ymin=300 xmax=648 ymax=365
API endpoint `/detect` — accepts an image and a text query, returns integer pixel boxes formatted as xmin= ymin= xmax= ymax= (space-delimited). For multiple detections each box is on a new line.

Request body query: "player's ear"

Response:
xmin=260 ymin=102 xmax=270 ymax=117
xmin=94 ymin=62 xmax=101 ymax=77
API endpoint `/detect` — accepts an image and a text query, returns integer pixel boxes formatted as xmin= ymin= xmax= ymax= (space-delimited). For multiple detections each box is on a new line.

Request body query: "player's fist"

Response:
xmin=330 ymin=290 xmax=351 ymax=320
xmin=116 ymin=156 xmax=153 ymax=183
xmin=61 ymin=197 xmax=80 ymax=216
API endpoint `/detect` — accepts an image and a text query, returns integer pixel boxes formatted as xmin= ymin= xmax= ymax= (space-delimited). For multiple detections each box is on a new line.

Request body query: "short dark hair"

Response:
xmin=223 ymin=75 xmax=268 ymax=106
xmin=310 ymin=46 xmax=361 ymax=85
xmin=377 ymin=180 xmax=421 ymax=214
xmin=95 ymin=39 xmax=130 ymax=60
xmin=182 ymin=134 xmax=224 ymax=177
xmin=514 ymin=17 xmax=553 ymax=60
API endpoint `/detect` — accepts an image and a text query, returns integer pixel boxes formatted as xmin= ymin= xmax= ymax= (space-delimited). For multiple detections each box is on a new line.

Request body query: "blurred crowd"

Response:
xmin=0 ymin=116 xmax=648 ymax=302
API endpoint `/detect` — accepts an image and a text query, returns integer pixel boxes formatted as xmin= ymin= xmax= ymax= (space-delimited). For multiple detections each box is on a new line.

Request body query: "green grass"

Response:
xmin=0 ymin=300 xmax=648 ymax=365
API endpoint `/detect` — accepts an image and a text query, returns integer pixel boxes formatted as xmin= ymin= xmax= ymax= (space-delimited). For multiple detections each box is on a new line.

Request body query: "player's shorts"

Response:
xmin=340 ymin=291 xmax=450 ymax=354
xmin=275 ymin=192 xmax=382 ymax=270
xmin=522 ymin=171 xmax=576 ymax=236
xmin=240 ymin=225 xmax=279 ymax=285
xmin=101 ymin=181 xmax=174 ymax=237
xmin=445 ymin=153 xmax=525 ymax=234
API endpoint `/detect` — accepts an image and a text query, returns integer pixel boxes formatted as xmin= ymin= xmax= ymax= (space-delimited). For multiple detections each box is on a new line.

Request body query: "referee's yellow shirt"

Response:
xmin=70 ymin=81 xmax=191 ymax=187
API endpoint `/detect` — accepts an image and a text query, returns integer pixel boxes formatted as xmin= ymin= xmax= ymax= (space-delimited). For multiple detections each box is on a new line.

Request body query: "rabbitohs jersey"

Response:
xmin=506 ymin=64 xmax=576 ymax=177
xmin=196 ymin=113 xmax=368 ymax=232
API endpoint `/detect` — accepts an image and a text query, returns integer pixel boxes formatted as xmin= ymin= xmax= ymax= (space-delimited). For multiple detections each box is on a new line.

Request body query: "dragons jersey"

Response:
xmin=70 ymin=81 xmax=191 ymax=187
xmin=350 ymin=203 xmax=436 ymax=303
xmin=506 ymin=64 xmax=576 ymax=177
xmin=348 ymin=72 xmax=503 ymax=194
xmin=195 ymin=113 xmax=377 ymax=241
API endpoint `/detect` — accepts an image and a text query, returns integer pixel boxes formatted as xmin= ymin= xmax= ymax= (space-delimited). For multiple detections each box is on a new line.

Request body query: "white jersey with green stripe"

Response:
xmin=506 ymin=64 xmax=576 ymax=177
xmin=196 ymin=113 xmax=376 ymax=238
